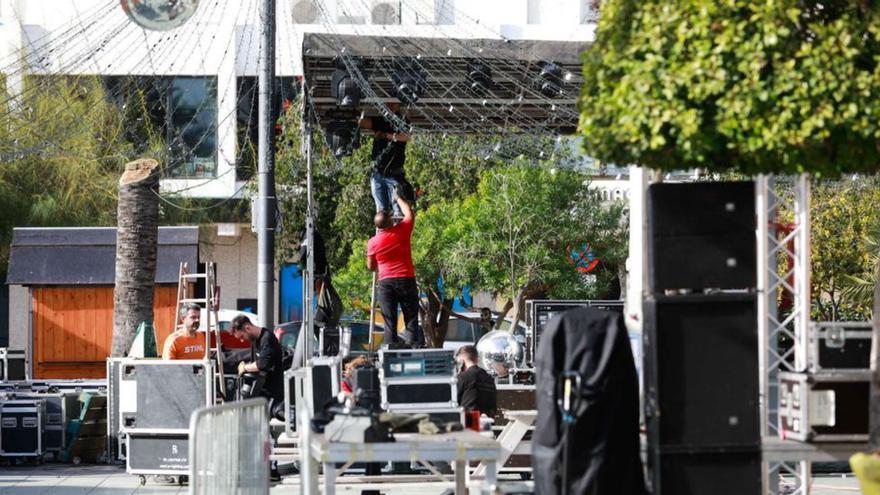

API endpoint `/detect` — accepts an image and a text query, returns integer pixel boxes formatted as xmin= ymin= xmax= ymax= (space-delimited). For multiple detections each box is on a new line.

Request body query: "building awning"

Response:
xmin=6 ymin=226 xmax=198 ymax=286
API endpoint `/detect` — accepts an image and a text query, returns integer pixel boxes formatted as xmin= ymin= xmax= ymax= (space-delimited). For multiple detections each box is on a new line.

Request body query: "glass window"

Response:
xmin=166 ymin=77 xmax=218 ymax=178
xmin=102 ymin=75 xmax=218 ymax=179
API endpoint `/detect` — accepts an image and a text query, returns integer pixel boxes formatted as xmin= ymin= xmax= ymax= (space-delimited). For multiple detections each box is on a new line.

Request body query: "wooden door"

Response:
xmin=32 ymin=286 xmax=178 ymax=379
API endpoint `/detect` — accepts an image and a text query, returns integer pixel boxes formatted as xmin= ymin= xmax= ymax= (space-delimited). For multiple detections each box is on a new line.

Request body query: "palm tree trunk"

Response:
xmin=110 ymin=159 xmax=161 ymax=357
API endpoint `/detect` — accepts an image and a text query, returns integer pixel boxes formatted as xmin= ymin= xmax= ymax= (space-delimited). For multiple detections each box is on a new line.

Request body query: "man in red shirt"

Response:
xmin=367 ymin=192 xmax=423 ymax=348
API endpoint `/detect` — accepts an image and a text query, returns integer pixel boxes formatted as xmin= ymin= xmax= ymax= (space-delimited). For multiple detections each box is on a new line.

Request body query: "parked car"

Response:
xmin=197 ymin=308 xmax=257 ymax=349
xmin=274 ymin=319 xmax=384 ymax=356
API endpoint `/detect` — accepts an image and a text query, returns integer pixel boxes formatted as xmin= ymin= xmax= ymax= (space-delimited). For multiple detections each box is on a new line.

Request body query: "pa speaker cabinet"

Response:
xmin=644 ymin=293 xmax=759 ymax=449
xmin=648 ymin=181 xmax=756 ymax=291
xmin=650 ymin=449 xmax=762 ymax=495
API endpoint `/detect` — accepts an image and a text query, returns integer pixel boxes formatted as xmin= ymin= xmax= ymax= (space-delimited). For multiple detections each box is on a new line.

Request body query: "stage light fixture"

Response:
xmin=536 ymin=61 xmax=565 ymax=98
xmin=330 ymin=57 xmax=366 ymax=109
xmin=391 ymin=58 xmax=427 ymax=105
xmin=466 ymin=60 xmax=493 ymax=94
xmin=325 ymin=120 xmax=360 ymax=158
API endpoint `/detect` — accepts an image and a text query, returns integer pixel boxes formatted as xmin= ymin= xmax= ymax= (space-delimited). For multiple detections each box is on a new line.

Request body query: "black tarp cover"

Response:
xmin=533 ymin=307 xmax=646 ymax=495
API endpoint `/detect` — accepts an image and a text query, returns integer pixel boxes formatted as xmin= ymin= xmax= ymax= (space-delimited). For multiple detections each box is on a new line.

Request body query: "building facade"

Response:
xmin=0 ymin=0 xmax=597 ymax=198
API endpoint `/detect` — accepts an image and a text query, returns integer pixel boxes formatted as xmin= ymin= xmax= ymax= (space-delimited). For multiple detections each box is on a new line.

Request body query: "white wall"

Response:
xmin=199 ymin=225 xmax=259 ymax=311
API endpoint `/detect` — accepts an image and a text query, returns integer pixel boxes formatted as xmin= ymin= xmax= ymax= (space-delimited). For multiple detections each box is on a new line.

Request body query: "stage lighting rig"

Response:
xmin=391 ymin=58 xmax=427 ymax=105
xmin=330 ymin=57 xmax=366 ymax=109
xmin=466 ymin=60 xmax=493 ymax=94
xmin=325 ymin=119 xmax=361 ymax=158
xmin=536 ymin=61 xmax=565 ymax=98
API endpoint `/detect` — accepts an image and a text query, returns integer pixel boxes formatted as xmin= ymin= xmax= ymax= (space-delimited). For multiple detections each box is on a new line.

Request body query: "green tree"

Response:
xmin=446 ymin=163 xmax=627 ymax=331
xmin=579 ymin=1 xmax=880 ymax=175
xmin=0 ymin=76 xmax=143 ymax=268
xmin=809 ymin=179 xmax=880 ymax=321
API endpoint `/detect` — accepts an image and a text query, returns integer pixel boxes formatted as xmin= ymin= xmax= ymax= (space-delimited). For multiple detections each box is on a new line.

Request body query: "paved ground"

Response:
xmin=0 ymin=464 xmax=865 ymax=494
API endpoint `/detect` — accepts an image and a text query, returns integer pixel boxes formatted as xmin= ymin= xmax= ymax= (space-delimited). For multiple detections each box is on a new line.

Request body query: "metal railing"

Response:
xmin=189 ymin=398 xmax=270 ymax=495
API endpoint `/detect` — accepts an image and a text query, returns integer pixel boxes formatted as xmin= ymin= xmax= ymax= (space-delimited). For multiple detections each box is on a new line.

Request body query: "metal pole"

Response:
xmin=256 ymin=0 xmax=277 ymax=330
xmin=794 ymin=173 xmax=811 ymax=372
xmin=304 ymin=120 xmax=315 ymax=364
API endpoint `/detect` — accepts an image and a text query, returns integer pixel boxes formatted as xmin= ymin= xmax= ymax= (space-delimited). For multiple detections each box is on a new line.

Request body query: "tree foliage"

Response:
xmin=808 ymin=178 xmax=880 ymax=319
xmin=0 ymin=76 xmax=135 ymax=268
xmin=580 ymin=1 xmax=880 ymax=175
xmin=444 ymin=163 xmax=627 ymax=329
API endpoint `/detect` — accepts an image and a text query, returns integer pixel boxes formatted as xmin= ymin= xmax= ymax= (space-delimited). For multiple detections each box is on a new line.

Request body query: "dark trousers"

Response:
xmin=377 ymin=277 xmax=422 ymax=345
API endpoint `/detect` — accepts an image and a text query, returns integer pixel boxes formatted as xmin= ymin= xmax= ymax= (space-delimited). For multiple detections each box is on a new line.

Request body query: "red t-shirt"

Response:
xmin=367 ymin=217 xmax=415 ymax=280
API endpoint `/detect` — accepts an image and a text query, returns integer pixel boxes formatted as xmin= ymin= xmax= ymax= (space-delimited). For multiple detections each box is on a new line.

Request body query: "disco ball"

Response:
xmin=120 ymin=0 xmax=200 ymax=31
xmin=476 ymin=330 xmax=525 ymax=377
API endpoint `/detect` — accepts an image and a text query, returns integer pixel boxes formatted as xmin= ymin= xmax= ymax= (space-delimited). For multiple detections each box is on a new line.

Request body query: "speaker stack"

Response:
xmin=644 ymin=181 xmax=761 ymax=495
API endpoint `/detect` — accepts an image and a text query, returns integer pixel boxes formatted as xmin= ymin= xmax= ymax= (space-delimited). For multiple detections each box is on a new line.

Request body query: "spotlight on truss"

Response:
xmin=391 ymin=58 xmax=427 ymax=105
xmin=325 ymin=120 xmax=361 ymax=158
xmin=330 ymin=57 xmax=366 ymax=109
xmin=466 ymin=60 xmax=493 ymax=94
xmin=536 ymin=61 xmax=564 ymax=98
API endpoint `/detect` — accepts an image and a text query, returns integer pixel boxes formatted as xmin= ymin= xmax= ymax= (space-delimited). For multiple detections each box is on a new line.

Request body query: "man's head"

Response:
xmin=231 ymin=314 xmax=260 ymax=341
xmin=456 ymin=345 xmax=479 ymax=369
xmin=180 ymin=304 xmax=201 ymax=334
xmin=374 ymin=209 xmax=392 ymax=230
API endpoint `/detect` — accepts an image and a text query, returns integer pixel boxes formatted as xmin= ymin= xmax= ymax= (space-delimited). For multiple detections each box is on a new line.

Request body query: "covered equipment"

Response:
xmin=532 ymin=307 xmax=645 ymax=495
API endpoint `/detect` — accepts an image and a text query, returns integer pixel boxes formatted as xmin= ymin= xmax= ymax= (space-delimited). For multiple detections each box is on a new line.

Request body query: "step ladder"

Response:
xmin=174 ymin=262 xmax=227 ymax=400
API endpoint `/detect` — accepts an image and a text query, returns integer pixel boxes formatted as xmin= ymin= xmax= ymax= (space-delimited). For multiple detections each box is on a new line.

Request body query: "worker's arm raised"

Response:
xmin=397 ymin=195 xmax=414 ymax=223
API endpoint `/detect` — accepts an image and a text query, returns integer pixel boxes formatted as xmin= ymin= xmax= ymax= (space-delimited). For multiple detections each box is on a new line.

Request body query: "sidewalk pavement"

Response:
xmin=0 ymin=463 xmax=864 ymax=494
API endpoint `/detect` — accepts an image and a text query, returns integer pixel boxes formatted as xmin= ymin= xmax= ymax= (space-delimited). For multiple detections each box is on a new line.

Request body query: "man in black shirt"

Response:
xmin=360 ymin=102 xmax=412 ymax=222
xmin=231 ymin=315 xmax=285 ymax=420
xmin=455 ymin=345 xmax=497 ymax=415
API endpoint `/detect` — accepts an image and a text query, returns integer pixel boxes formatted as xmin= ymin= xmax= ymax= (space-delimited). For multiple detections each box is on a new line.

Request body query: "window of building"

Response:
xmin=167 ymin=77 xmax=218 ymax=178
xmin=103 ymin=75 xmax=218 ymax=179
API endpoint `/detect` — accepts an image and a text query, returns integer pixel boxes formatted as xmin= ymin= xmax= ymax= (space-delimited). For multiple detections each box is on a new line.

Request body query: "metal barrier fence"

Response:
xmin=189 ymin=398 xmax=270 ymax=495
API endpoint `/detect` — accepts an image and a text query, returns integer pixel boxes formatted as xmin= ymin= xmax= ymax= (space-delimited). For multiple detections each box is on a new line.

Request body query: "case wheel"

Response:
xmin=138 ymin=475 xmax=147 ymax=486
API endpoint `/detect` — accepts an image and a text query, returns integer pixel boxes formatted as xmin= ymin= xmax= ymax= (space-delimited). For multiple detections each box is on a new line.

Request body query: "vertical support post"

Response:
xmin=304 ymin=118 xmax=315 ymax=364
xmin=793 ymin=174 xmax=811 ymax=372
xmin=257 ymin=0 xmax=277 ymax=330
xmin=756 ymin=175 xmax=780 ymax=495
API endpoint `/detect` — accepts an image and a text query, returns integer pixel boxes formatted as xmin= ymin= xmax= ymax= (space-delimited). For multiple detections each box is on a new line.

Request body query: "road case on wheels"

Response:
xmin=779 ymin=370 xmax=870 ymax=442
xmin=9 ymin=392 xmax=79 ymax=452
xmin=0 ymin=349 xmax=27 ymax=381
xmin=809 ymin=321 xmax=872 ymax=372
xmin=0 ymin=399 xmax=46 ymax=458
xmin=118 ymin=360 xmax=214 ymax=480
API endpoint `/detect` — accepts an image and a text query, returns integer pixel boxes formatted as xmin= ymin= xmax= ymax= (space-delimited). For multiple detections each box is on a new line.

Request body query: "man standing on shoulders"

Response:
xmin=162 ymin=304 xmax=206 ymax=360
xmin=367 ymin=193 xmax=423 ymax=348
xmin=230 ymin=315 xmax=285 ymax=421
xmin=456 ymin=345 xmax=497 ymax=417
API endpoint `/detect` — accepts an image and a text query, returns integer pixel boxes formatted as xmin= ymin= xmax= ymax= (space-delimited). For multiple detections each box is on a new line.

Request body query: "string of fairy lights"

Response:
xmin=0 ymin=0 xmax=596 ymax=211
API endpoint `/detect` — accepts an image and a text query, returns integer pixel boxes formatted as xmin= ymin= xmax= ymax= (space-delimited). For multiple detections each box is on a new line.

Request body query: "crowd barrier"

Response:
xmin=189 ymin=398 xmax=269 ymax=495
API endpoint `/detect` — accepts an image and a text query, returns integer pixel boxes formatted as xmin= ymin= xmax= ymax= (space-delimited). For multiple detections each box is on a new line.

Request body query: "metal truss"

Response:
xmin=757 ymin=174 xmax=812 ymax=495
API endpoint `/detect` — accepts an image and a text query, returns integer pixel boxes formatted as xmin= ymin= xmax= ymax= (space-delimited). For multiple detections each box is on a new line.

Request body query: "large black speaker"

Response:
xmin=644 ymin=293 xmax=761 ymax=495
xmin=654 ymin=451 xmax=762 ymax=495
xmin=648 ymin=181 xmax=756 ymax=291
xmin=644 ymin=293 xmax=759 ymax=448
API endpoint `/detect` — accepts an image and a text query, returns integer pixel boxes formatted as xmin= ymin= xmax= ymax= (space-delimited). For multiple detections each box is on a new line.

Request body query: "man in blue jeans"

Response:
xmin=367 ymin=193 xmax=423 ymax=348
xmin=360 ymin=102 xmax=411 ymax=222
